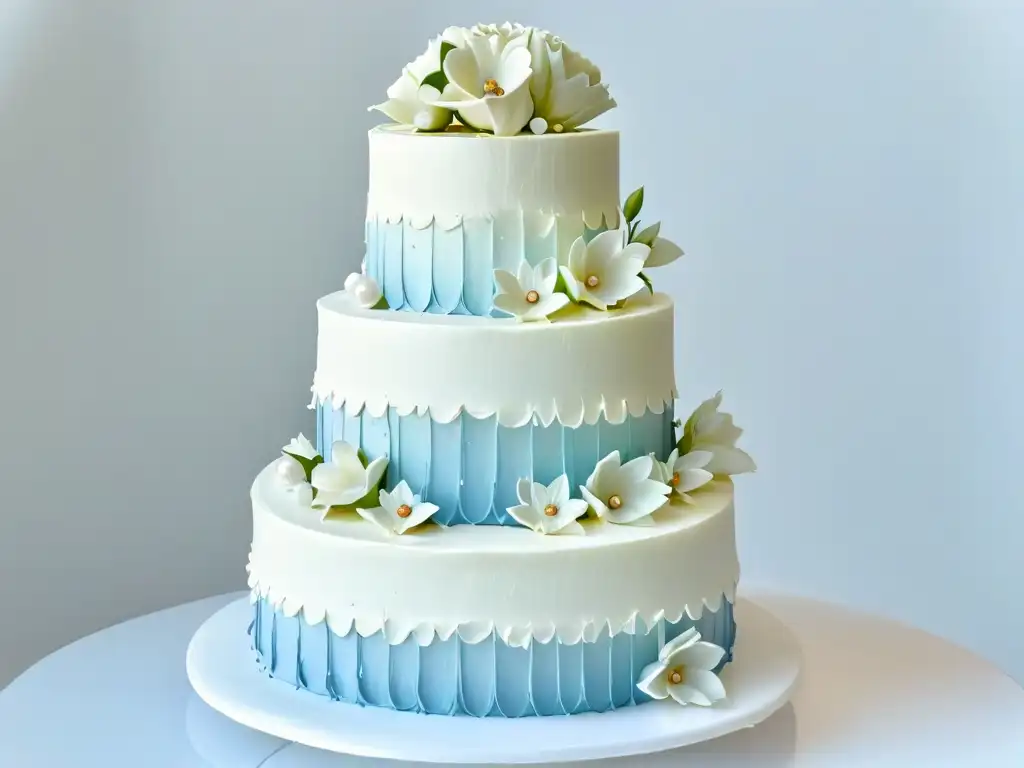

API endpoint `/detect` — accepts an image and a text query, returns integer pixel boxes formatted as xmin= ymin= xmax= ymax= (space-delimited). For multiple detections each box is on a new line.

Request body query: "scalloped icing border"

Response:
xmin=246 ymin=567 xmax=737 ymax=650
xmin=308 ymin=388 xmax=677 ymax=430
xmin=369 ymin=208 xmax=621 ymax=233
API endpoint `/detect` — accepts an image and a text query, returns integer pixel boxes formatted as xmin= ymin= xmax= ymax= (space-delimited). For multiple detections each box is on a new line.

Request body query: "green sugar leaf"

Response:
xmin=623 ymin=186 xmax=645 ymax=223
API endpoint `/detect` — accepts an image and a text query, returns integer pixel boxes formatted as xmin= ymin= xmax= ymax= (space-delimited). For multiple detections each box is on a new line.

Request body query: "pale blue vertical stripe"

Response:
xmin=459 ymin=414 xmax=497 ymax=523
xmin=463 ymin=217 xmax=494 ymax=316
xmin=428 ymin=417 xmax=462 ymax=525
xmin=432 ymin=222 xmax=464 ymax=314
xmin=382 ymin=220 xmax=405 ymax=309
xmin=403 ymin=221 xmax=433 ymax=312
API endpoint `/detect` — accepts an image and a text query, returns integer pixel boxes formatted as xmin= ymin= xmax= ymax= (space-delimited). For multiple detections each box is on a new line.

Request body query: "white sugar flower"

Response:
xmin=310 ymin=441 xmax=388 ymax=515
xmin=343 ymin=271 xmax=384 ymax=309
xmin=560 ymin=230 xmax=650 ymax=310
xmin=651 ymin=448 xmax=714 ymax=504
xmin=636 ymin=628 xmax=727 ymax=707
xmin=279 ymin=433 xmax=319 ymax=499
xmin=282 ymin=433 xmax=317 ymax=461
xmin=493 ymin=258 xmax=569 ymax=322
xmin=370 ymin=35 xmax=453 ymax=131
xmin=424 ymin=30 xmax=534 ymax=136
xmin=507 ymin=475 xmax=587 ymax=535
xmin=526 ymin=29 xmax=615 ymax=131
xmin=680 ymin=392 xmax=757 ymax=476
xmin=357 ymin=480 xmax=439 ymax=535
xmin=580 ymin=451 xmax=671 ymax=525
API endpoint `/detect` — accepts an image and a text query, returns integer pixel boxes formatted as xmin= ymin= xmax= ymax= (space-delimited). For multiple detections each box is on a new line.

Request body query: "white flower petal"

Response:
xmin=283 ymin=433 xmax=317 ymax=460
xmin=680 ymin=641 xmax=727 ymax=672
xmin=636 ymin=660 xmax=670 ymax=699
xmin=388 ymin=480 xmax=415 ymax=507
xmin=579 ymin=484 xmax=607 ymax=517
xmin=645 ymin=237 xmax=685 ymax=268
xmin=507 ymin=502 xmax=542 ymax=531
xmin=559 ymin=265 xmax=582 ymax=303
xmin=660 ymin=627 xmax=701 ymax=663
xmin=363 ymin=456 xmax=389 ymax=491
xmin=567 ymin=236 xmax=587 ymax=272
xmin=493 ymin=292 xmax=530 ymax=319
xmin=700 ymin=444 xmax=757 ymax=476
xmin=355 ymin=505 xmax=394 ymax=535
xmin=553 ymin=519 xmax=586 ymax=536
xmin=676 ymin=450 xmax=713 ymax=471
xmin=493 ymin=269 xmax=522 ymax=297
xmin=619 ymin=454 xmax=654 ymax=485
xmin=677 ymin=468 xmax=713 ymax=494
xmin=524 ymin=292 xmax=569 ymax=321
xmin=548 ymin=474 xmax=570 ymax=505
xmin=685 ymin=669 xmax=726 ymax=704
xmin=516 ymin=477 xmax=533 ymax=506
xmin=536 ymin=257 xmax=559 ymax=294
xmin=668 ymin=683 xmax=712 ymax=707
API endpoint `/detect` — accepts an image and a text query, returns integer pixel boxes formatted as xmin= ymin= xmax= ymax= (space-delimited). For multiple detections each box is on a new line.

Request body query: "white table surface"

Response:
xmin=1 ymin=592 xmax=1022 ymax=767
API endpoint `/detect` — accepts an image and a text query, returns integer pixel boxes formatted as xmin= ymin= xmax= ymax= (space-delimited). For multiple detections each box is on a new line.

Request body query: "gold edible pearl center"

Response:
xmin=668 ymin=666 xmax=685 ymax=685
xmin=670 ymin=472 xmax=681 ymax=487
xmin=585 ymin=274 xmax=600 ymax=288
xmin=483 ymin=78 xmax=505 ymax=97
xmin=608 ymin=494 xmax=623 ymax=510
xmin=525 ymin=289 xmax=540 ymax=304
xmin=396 ymin=504 xmax=413 ymax=519
xmin=543 ymin=504 xmax=559 ymax=517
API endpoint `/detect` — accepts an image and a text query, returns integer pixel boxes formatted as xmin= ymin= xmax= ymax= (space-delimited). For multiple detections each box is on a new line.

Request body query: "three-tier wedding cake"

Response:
xmin=245 ymin=22 xmax=755 ymax=718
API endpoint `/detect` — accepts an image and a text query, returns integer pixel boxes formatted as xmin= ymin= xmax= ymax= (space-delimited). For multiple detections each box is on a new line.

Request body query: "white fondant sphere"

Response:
xmin=276 ymin=456 xmax=305 ymax=486
xmin=347 ymin=274 xmax=383 ymax=308
xmin=343 ymin=272 xmax=361 ymax=293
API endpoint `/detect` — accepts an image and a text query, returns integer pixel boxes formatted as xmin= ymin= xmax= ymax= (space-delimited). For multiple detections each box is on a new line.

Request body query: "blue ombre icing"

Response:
xmin=365 ymin=214 xmax=609 ymax=317
xmin=251 ymin=596 xmax=735 ymax=717
xmin=316 ymin=403 xmax=674 ymax=525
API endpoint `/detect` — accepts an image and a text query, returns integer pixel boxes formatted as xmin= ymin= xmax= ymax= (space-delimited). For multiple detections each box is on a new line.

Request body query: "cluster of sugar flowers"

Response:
xmin=492 ymin=186 xmax=685 ymax=323
xmin=371 ymin=22 xmax=615 ymax=136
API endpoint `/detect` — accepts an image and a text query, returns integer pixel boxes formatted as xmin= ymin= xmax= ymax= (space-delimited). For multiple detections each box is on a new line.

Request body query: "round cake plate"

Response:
xmin=186 ymin=597 xmax=801 ymax=764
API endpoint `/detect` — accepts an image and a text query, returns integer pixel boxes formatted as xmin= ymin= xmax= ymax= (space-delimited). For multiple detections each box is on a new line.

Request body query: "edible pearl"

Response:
xmin=396 ymin=504 xmax=412 ymax=519
xmin=585 ymin=274 xmax=600 ymax=288
xmin=670 ymin=472 xmax=681 ymax=487
xmin=668 ymin=668 xmax=684 ymax=685
xmin=608 ymin=495 xmax=623 ymax=510
xmin=543 ymin=504 xmax=559 ymax=517
xmin=525 ymin=289 xmax=540 ymax=304
xmin=343 ymin=272 xmax=361 ymax=293
xmin=553 ymin=123 xmax=564 ymax=133
xmin=483 ymin=78 xmax=505 ymax=97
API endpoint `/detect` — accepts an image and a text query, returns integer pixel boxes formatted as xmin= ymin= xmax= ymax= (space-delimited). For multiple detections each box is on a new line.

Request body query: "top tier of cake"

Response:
xmin=364 ymin=127 xmax=620 ymax=317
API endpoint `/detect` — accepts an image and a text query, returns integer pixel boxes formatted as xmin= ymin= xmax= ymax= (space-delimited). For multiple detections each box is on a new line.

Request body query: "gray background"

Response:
xmin=1 ymin=0 xmax=1021 ymax=689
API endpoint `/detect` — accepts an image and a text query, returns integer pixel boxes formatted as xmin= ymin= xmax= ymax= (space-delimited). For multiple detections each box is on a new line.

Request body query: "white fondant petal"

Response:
xmin=548 ymin=474 xmax=570 ymax=506
xmin=516 ymin=477 xmax=533 ymax=506
xmin=668 ymin=683 xmax=711 ymax=707
xmin=536 ymin=257 xmax=559 ymax=294
xmin=636 ymin=660 xmax=670 ymax=699
xmin=661 ymin=627 xmax=701 ymax=662
xmin=493 ymin=292 xmax=529 ymax=319
xmin=493 ymin=269 xmax=522 ymax=296
xmin=619 ymin=454 xmax=655 ymax=485
xmin=685 ymin=669 xmax=726 ymax=704
xmin=579 ymin=484 xmax=607 ymax=517
xmin=678 ymin=468 xmax=714 ymax=494
xmin=704 ymin=445 xmax=757 ymax=476
xmin=507 ymin=502 xmax=541 ymax=531
xmin=645 ymin=237 xmax=685 ymax=268
xmin=681 ymin=641 xmax=727 ymax=671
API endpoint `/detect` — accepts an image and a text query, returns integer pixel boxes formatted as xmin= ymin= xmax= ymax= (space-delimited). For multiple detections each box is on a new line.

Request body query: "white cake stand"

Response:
xmin=186 ymin=597 xmax=801 ymax=764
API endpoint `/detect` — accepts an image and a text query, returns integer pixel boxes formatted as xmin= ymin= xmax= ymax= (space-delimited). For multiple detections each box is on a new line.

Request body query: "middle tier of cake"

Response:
xmin=311 ymin=290 xmax=677 ymax=526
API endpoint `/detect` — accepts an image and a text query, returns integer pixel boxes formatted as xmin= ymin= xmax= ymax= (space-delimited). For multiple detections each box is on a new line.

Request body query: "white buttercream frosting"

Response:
xmin=247 ymin=462 xmax=739 ymax=647
xmin=366 ymin=126 xmax=620 ymax=228
xmin=311 ymin=291 xmax=677 ymax=427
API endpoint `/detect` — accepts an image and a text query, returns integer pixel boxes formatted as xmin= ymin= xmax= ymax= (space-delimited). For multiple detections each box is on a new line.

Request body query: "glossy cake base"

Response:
xmin=250 ymin=596 xmax=735 ymax=717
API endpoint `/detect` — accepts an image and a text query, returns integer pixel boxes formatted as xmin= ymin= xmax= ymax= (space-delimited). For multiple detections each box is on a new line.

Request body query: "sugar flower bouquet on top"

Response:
xmin=371 ymin=22 xmax=616 ymax=136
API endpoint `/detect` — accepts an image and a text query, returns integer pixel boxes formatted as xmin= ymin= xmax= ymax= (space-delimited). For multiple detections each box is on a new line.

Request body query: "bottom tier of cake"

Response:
xmin=250 ymin=596 xmax=735 ymax=717
xmin=246 ymin=460 xmax=741 ymax=718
